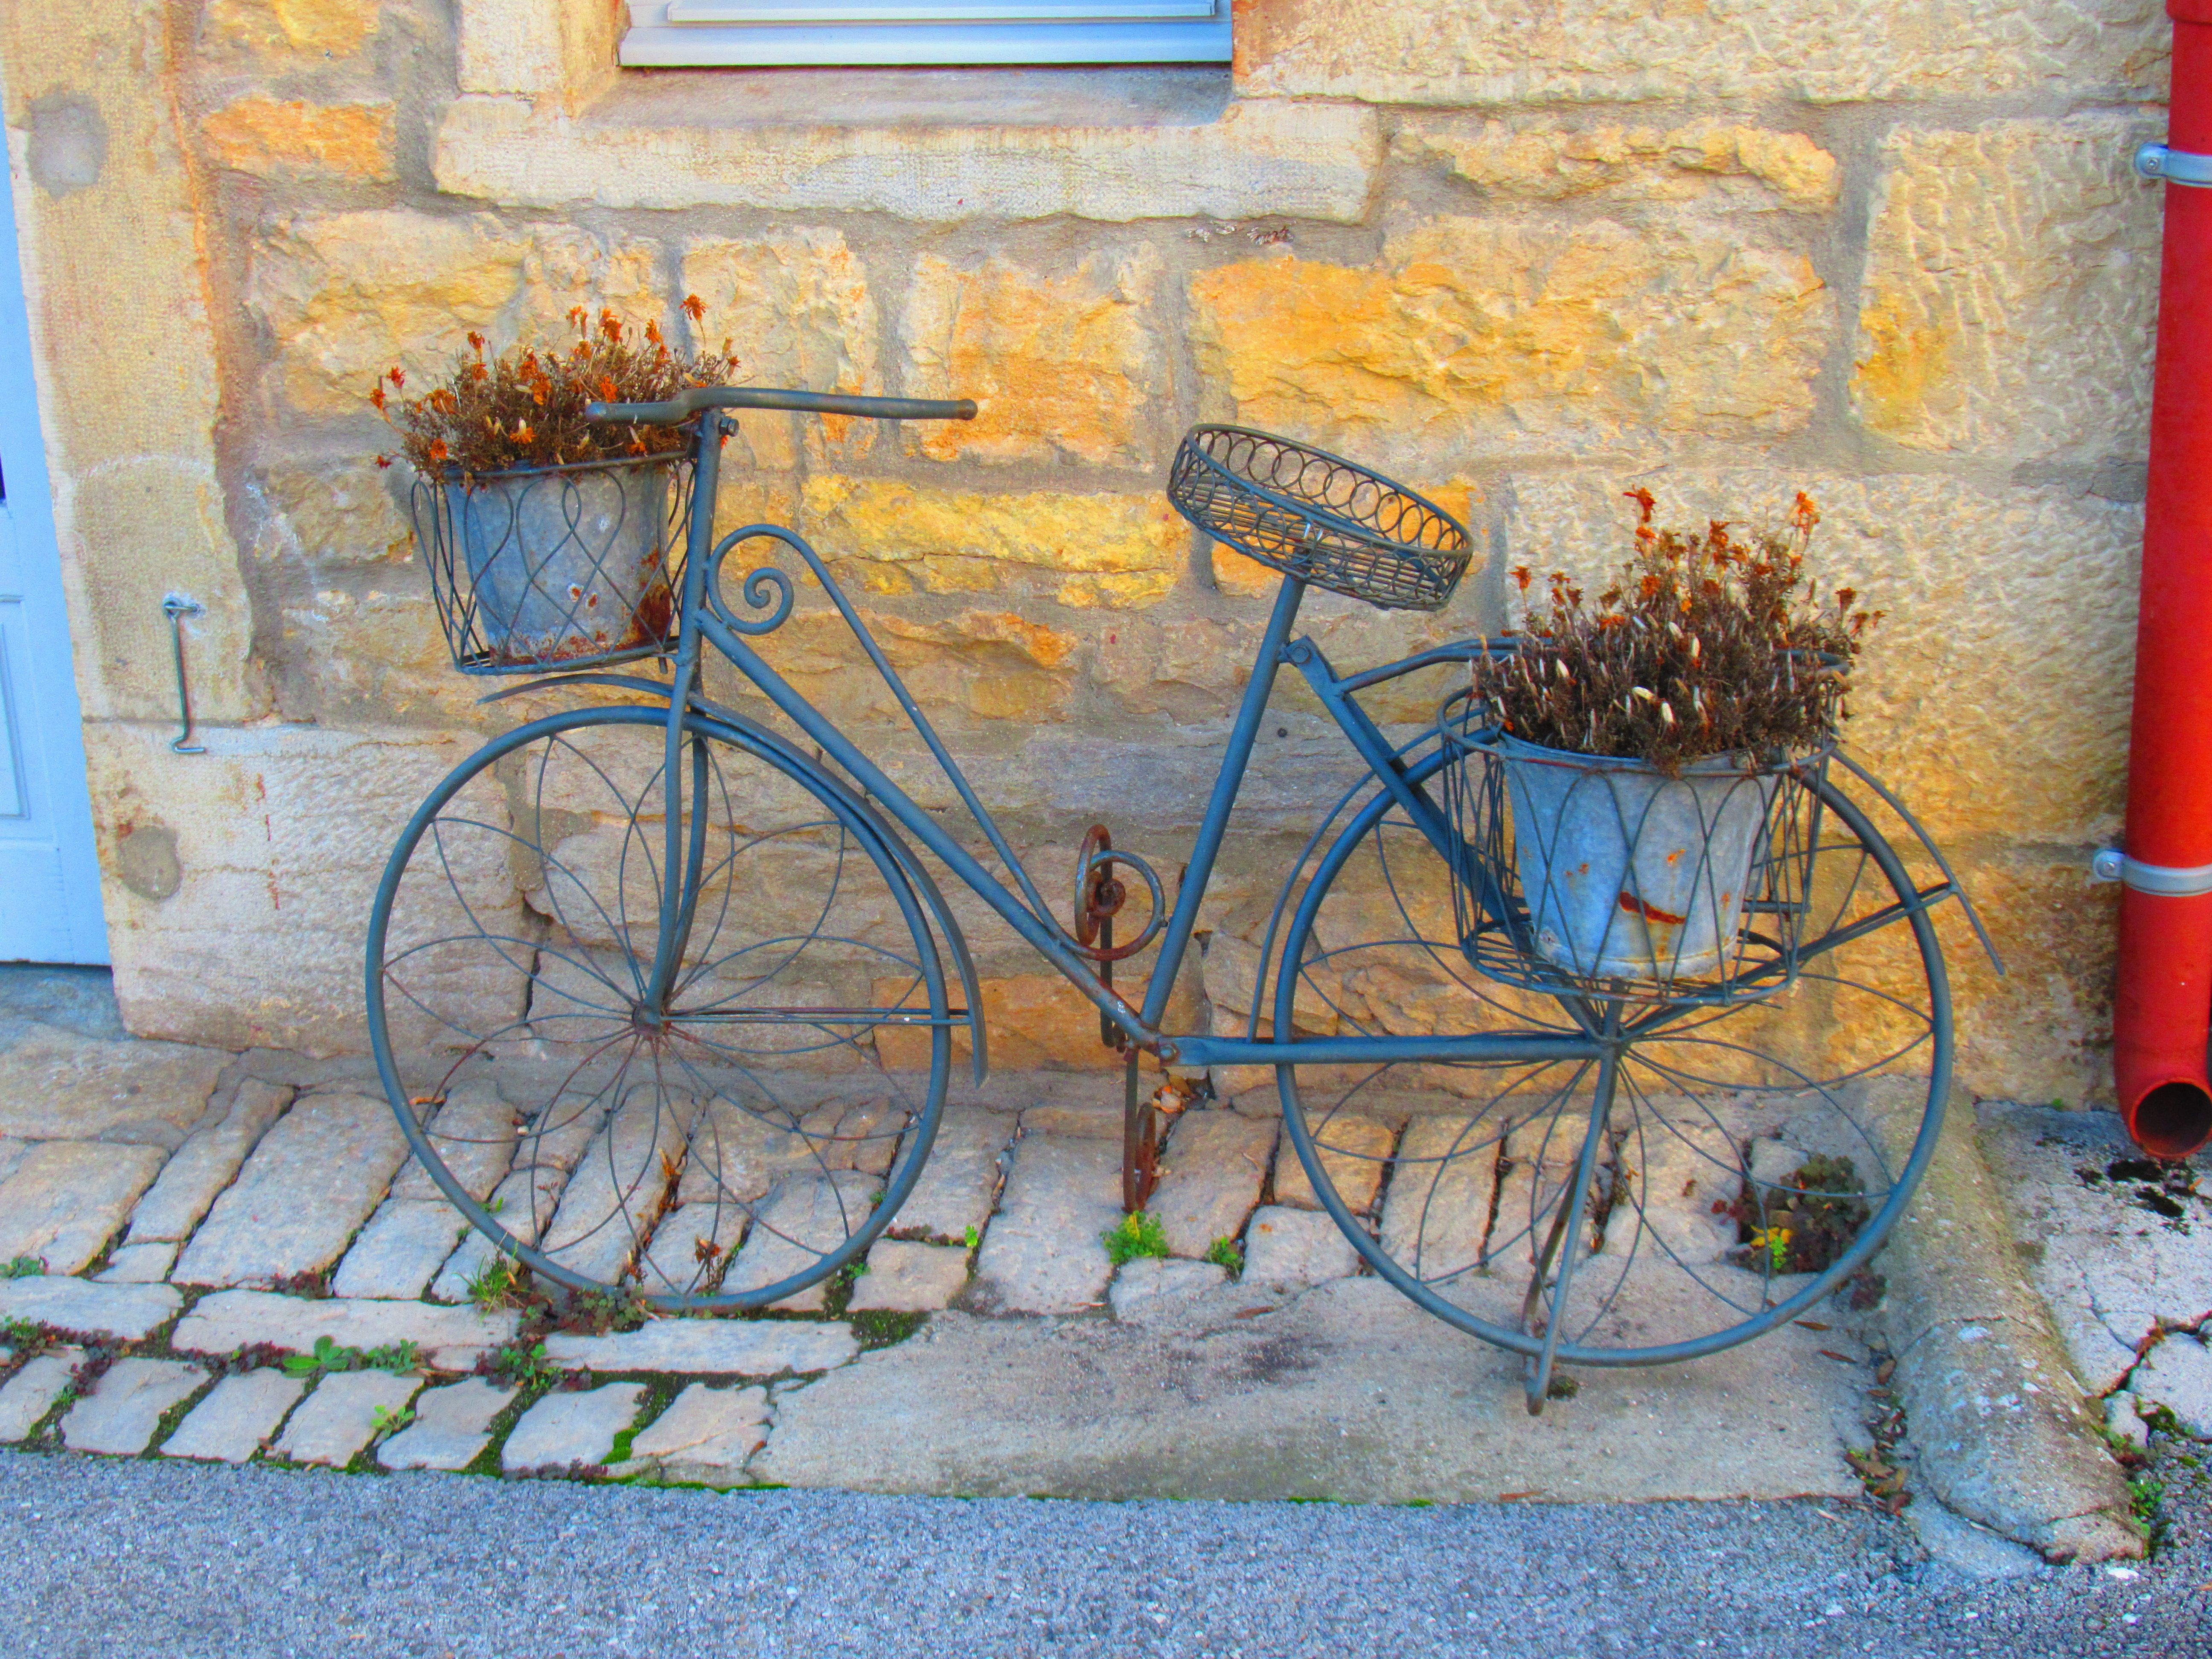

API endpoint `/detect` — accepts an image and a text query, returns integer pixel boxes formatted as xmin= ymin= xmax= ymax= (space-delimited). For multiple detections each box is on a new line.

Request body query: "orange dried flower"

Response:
xmin=682 ymin=293 xmax=707 ymax=323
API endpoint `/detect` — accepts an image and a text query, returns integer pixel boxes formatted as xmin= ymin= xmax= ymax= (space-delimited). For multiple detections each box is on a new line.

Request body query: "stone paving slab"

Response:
xmin=1977 ymin=1103 xmax=2212 ymax=1395
xmin=971 ymin=1135 xmax=1121 ymax=1315
xmin=160 ymin=1369 xmax=306 ymax=1463
xmin=540 ymin=1091 xmax=695 ymax=1286
xmin=2132 ymin=1332 xmax=2212 ymax=1438
xmin=1152 ymin=1111 xmax=1276 ymax=1259
xmin=1019 ymin=1102 xmax=1123 ymax=1140
xmin=122 ymin=1080 xmax=291 ymax=1245
xmin=502 ymin=1382 xmax=644 ymax=1473
xmin=610 ymin=1382 xmax=770 ymax=1486
xmin=1380 ymin=1115 xmax=1501 ymax=1284
xmin=721 ymin=1171 xmax=879 ymax=1312
xmin=172 ymin=1093 xmax=410 ymax=1289
xmin=60 ymin=1358 xmax=207 ymax=1455
xmin=0 ymin=1349 xmax=83 ymax=1442
xmin=850 ymin=1240 xmax=969 ymax=1312
xmin=539 ymin=1318 xmax=858 ymax=1376
xmin=1243 ymin=1205 xmax=1362 ymax=1289
xmin=750 ymin=1278 xmax=1866 ymax=1503
xmin=96 ymin=1242 xmax=179 ymax=1284
xmin=428 ymin=1169 xmax=542 ymax=1303
xmin=637 ymin=1199 xmax=749 ymax=1296
xmin=331 ymin=1200 xmax=470 ymax=1301
xmin=0 ymin=1136 xmax=26 ymax=1185
xmin=273 ymin=1371 xmax=422 ymax=1467
xmin=1272 ymin=1112 xmax=1395 ymax=1213
xmin=0 ymin=1276 xmax=180 ymax=1341
xmin=389 ymin=1080 xmax=515 ymax=1204
xmin=1106 ymin=1258 xmax=1228 ymax=1321
xmin=378 ymin=1377 xmax=516 ymax=1471
xmin=890 ymin=1108 xmax=1012 ymax=1242
xmin=0 ymin=1140 xmax=166 ymax=1275
xmin=171 ymin=1291 xmax=519 ymax=1372
xmin=0 ymin=1022 xmax=227 ymax=1145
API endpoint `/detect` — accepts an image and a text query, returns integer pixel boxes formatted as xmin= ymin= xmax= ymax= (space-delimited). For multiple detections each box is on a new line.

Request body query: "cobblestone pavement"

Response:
xmin=3 ymin=966 xmax=2206 ymax=1572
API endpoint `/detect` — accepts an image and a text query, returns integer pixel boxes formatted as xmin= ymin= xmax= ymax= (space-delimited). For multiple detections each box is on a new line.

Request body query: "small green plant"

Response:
xmin=1102 ymin=1211 xmax=1170 ymax=1266
xmin=2 ymin=1256 xmax=44 ymax=1280
xmin=1 ymin=1317 xmax=41 ymax=1349
xmin=364 ymin=1340 xmax=421 ymax=1374
xmin=465 ymin=1255 xmax=526 ymax=1313
xmin=485 ymin=1342 xmax=556 ymax=1388
xmin=282 ymin=1336 xmax=358 ymax=1379
xmin=1203 ymin=1237 xmax=1244 ymax=1275
xmin=963 ymin=1225 xmax=981 ymax=1251
xmin=369 ymin=1403 xmax=415 ymax=1441
xmin=2126 ymin=1471 xmax=2167 ymax=1550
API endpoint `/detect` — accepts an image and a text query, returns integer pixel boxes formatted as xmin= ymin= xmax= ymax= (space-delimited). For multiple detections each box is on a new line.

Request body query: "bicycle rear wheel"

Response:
xmin=365 ymin=704 xmax=953 ymax=1310
xmin=1271 ymin=756 xmax=1950 ymax=1392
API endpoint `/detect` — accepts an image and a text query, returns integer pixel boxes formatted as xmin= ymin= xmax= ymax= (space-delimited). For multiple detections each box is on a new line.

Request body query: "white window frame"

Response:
xmin=619 ymin=0 xmax=1232 ymax=67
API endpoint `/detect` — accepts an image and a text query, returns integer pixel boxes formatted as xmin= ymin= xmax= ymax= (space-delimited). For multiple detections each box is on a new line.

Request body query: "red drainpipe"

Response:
xmin=2113 ymin=0 xmax=2212 ymax=1158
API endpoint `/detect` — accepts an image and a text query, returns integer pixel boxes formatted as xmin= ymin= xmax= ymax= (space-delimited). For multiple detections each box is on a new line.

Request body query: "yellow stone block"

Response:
xmin=800 ymin=478 xmax=1186 ymax=608
xmin=682 ymin=231 xmax=882 ymax=470
xmin=206 ymin=0 xmax=378 ymax=58
xmin=745 ymin=607 xmax=1079 ymax=725
xmin=1397 ymin=121 xmax=1838 ymax=212
xmin=1190 ymin=221 xmax=1832 ymax=457
xmin=200 ymin=98 xmax=394 ymax=180
xmin=256 ymin=456 xmax=413 ymax=567
xmin=905 ymin=249 xmax=1167 ymax=469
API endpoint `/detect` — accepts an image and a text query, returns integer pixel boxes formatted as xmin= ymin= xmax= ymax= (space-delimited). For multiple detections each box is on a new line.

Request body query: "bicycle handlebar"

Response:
xmin=584 ymin=387 xmax=977 ymax=425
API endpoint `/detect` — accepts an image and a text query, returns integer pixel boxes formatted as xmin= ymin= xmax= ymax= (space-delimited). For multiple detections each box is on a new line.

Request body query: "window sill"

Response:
xmin=587 ymin=64 xmax=1233 ymax=130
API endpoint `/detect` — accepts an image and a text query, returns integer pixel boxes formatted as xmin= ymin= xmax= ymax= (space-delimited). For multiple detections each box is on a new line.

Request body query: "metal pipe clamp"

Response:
xmin=2092 ymin=847 xmax=2212 ymax=896
xmin=2137 ymin=142 xmax=2212 ymax=188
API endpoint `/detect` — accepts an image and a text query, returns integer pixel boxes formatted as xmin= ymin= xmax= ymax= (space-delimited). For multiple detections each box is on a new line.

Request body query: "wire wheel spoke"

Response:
xmin=367 ymin=705 xmax=951 ymax=1310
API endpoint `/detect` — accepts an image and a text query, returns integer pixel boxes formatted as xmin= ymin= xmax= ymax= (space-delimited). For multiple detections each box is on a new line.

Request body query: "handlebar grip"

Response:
xmin=585 ymin=387 xmax=977 ymax=425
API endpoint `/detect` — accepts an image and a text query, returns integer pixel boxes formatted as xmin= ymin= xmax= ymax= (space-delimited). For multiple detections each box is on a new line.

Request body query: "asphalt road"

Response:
xmin=5 ymin=1437 xmax=2209 ymax=1659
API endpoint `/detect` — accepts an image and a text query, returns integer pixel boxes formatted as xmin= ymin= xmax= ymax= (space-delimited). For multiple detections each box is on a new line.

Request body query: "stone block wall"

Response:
xmin=0 ymin=0 xmax=2169 ymax=1099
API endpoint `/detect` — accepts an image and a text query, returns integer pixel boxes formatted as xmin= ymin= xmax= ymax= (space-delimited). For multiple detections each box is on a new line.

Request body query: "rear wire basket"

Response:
xmin=410 ymin=453 xmax=695 ymax=675
xmin=1167 ymin=425 xmax=1471 ymax=612
xmin=1436 ymin=689 xmax=1831 ymax=1010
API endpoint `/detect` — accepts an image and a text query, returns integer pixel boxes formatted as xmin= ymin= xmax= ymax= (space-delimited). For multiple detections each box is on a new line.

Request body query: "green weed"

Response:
xmin=963 ymin=1225 xmax=981 ymax=1251
xmin=1202 ymin=1237 xmax=1244 ymax=1275
xmin=2 ymin=1257 xmax=44 ymax=1280
xmin=1102 ymin=1211 xmax=1170 ymax=1266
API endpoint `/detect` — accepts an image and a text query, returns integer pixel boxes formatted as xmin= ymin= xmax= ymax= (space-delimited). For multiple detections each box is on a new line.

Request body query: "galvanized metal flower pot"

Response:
xmin=410 ymin=454 xmax=690 ymax=674
xmin=1490 ymin=732 xmax=1781 ymax=981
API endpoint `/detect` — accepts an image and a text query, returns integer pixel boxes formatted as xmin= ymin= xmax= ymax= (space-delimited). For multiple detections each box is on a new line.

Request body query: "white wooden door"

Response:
xmin=0 ymin=173 xmax=107 ymax=964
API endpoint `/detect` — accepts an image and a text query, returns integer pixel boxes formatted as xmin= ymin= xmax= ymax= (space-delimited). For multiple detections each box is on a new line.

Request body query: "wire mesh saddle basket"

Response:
xmin=409 ymin=453 xmax=696 ymax=674
xmin=1168 ymin=425 xmax=1471 ymax=611
xmin=1437 ymin=687 xmax=1830 ymax=1007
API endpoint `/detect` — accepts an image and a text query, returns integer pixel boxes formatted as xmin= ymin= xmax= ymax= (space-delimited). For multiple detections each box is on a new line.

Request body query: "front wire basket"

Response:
xmin=409 ymin=452 xmax=695 ymax=676
xmin=1436 ymin=689 xmax=1830 ymax=1010
xmin=1167 ymin=425 xmax=1471 ymax=612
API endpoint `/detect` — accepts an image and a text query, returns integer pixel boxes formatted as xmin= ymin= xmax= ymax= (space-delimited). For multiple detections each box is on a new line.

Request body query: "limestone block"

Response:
xmin=800 ymin=478 xmax=1185 ymax=608
xmin=849 ymin=1240 xmax=969 ymax=1312
xmin=2133 ymin=1336 xmax=2212 ymax=1441
xmin=503 ymin=1382 xmax=645 ymax=1473
xmin=1396 ymin=120 xmax=1839 ymax=212
xmin=330 ymin=1200 xmax=472 ymax=1300
xmin=160 ymin=1369 xmax=306 ymax=1463
xmin=0 ymin=1277 xmax=180 ymax=1342
xmin=0 ymin=1140 xmax=165 ymax=1275
xmin=172 ymin=1291 xmax=519 ymax=1373
xmin=171 ymin=1092 xmax=408 ymax=1288
xmin=682 ymin=231 xmax=882 ymax=471
xmin=96 ymin=1241 xmax=178 ymax=1284
xmin=61 ymin=1359 xmax=207 ymax=1455
xmin=1497 ymin=472 xmax=2139 ymax=853
xmin=905 ymin=247 xmax=1168 ymax=469
xmin=885 ymin=1107 xmax=1013 ymax=1242
xmin=1018 ymin=1102 xmax=1123 ymax=1141
xmin=435 ymin=95 xmax=1380 ymax=222
xmin=1380 ymin=1115 xmax=1502 ymax=1283
xmin=0 ymin=1350 xmax=82 ymax=1443
xmin=721 ymin=1171 xmax=881 ymax=1311
xmin=0 ymin=1024 xmax=227 ymax=1144
xmin=85 ymin=723 xmax=524 ymax=1056
xmin=199 ymin=98 xmax=394 ymax=180
xmin=638 ymin=1200 xmax=748 ymax=1297
xmin=1236 ymin=0 xmax=2167 ymax=105
xmin=1604 ymin=1115 xmax=1743 ymax=1267
xmin=1151 ymin=1112 xmax=1277 ymax=1258
xmin=540 ymin=1088 xmax=697 ymax=1286
xmin=1107 ymin=1256 xmax=1227 ymax=1320
xmin=970 ymin=1134 xmax=1121 ymax=1315
xmin=391 ymin=1080 xmax=518 ymax=1205
xmin=881 ymin=974 xmax=1126 ymax=1074
xmin=273 ymin=1371 xmax=421 ymax=1467
xmin=247 ymin=212 xmax=661 ymax=418
xmin=1272 ymin=1113 xmax=1395 ymax=1214
xmin=251 ymin=455 xmax=413 ymax=570
xmin=125 ymin=1080 xmax=292 ymax=1243
xmin=1852 ymin=117 xmax=2161 ymax=465
xmin=0 ymin=1139 xmax=22 ymax=1185
xmin=611 ymin=1382 xmax=771 ymax=1486
xmin=538 ymin=1319 xmax=859 ymax=1376
xmin=206 ymin=0 xmax=378 ymax=58
xmin=674 ymin=1097 xmax=893 ymax=1209
xmin=378 ymin=1377 xmax=516 ymax=1471
xmin=1190 ymin=220 xmax=1834 ymax=465
xmin=1243 ymin=1205 xmax=1363 ymax=1289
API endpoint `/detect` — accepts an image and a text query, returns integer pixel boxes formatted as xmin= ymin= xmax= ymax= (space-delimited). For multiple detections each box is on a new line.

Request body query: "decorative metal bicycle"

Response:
xmin=368 ymin=390 xmax=1996 ymax=1411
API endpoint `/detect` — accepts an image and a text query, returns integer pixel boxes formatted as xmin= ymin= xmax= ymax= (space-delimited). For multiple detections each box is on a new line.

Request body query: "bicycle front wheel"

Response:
xmin=365 ymin=704 xmax=952 ymax=1310
xmin=1272 ymin=758 xmax=1951 ymax=1374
